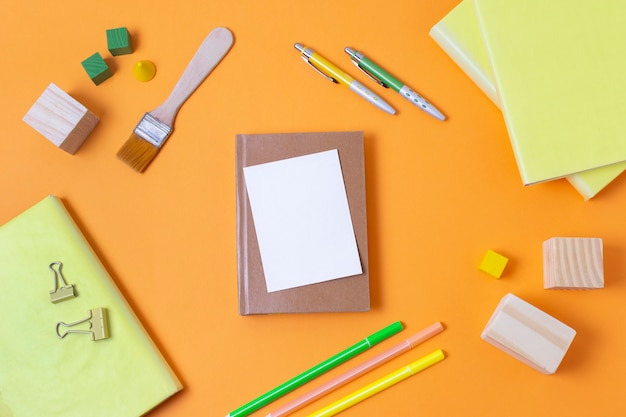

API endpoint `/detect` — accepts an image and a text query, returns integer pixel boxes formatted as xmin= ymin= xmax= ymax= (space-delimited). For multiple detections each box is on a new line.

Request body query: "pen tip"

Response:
xmin=294 ymin=43 xmax=304 ymax=52
xmin=425 ymin=106 xmax=446 ymax=121
xmin=344 ymin=47 xmax=354 ymax=55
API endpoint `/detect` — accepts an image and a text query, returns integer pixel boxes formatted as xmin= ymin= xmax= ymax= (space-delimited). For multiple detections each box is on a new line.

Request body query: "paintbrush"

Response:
xmin=117 ymin=27 xmax=234 ymax=172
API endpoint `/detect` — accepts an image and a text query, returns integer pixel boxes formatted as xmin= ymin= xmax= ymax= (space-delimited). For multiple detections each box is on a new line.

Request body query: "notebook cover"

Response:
xmin=473 ymin=0 xmax=626 ymax=185
xmin=430 ymin=0 xmax=626 ymax=198
xmin=235 ymin=131 xmax=370 ymax=315
xmin=429 ymin=0 xmax=498 ymax=105
xmin=0 ymin=195 xmax=182 ymax=417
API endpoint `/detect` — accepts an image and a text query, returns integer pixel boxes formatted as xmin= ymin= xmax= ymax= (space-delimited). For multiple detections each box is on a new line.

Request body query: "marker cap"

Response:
xmin=366 ymin=321 xmax=404 ymax=346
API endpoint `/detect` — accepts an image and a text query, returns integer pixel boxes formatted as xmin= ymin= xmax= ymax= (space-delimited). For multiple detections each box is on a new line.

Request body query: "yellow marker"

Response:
xmin=306 ymin=349 xmax=445 ymax=417
xmin=133 ymin=60 xmax=156 ymax=82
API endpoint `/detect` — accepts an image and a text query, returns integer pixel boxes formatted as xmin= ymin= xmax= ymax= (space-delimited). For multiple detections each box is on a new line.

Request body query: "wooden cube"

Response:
xmin=81 ymin=52 xmax=113 ymax=85
xmin=479 ymin=249 xmax=508 ymax=278
xmin=543 ymin=237 xmax=604 ymax=289
xmin=481 ymin=293 xmax=576 ymax=374
xmin=106 ymin=27 xmax=133 ymax=56
xmin=23 ymin=83 xmax=99 ymax=154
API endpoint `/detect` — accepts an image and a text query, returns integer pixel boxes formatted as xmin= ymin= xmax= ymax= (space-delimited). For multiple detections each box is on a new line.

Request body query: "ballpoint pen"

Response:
xmin=344 ymin=47 xmax=445 ymax=121
xmin=294 ymin=43 xmax=396 ymax=115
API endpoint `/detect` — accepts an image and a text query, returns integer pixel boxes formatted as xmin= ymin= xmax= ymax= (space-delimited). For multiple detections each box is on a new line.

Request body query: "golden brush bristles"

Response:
xmin=116 ymin=133 xmax=160 ymax=172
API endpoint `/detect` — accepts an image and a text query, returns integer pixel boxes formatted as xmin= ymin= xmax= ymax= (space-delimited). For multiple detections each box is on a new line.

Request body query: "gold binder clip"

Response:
xmin=49 ymin=261 xmax=76 ymax=303
xmin=56 ymin=307 xmax=109 ymax=341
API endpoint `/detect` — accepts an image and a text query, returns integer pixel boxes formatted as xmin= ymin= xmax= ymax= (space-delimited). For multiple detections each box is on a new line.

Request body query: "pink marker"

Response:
xmin=266 ymin=322 xmax=444 ymax=417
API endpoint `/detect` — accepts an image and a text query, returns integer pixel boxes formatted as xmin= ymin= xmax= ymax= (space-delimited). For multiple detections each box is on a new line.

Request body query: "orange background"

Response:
xmin=3 ymin=0 xmax=626 ymax=416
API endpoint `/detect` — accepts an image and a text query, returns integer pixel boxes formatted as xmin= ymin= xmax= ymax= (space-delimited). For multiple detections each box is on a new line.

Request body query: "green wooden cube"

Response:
xmin=81 ymin=52 xmax=113 ymax=85
xmin=106 ymin=27 xmax=133 ymax=56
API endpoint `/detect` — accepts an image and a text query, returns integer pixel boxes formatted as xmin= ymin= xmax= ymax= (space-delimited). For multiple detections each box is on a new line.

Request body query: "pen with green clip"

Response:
xmin=225 ymin=321 xmax=404 ymax=417
xmin=344 ymin=47 xmax=446 ymax=121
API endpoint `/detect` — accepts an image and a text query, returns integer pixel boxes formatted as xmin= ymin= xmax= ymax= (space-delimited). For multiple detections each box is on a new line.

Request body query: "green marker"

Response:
xmin=225 ymin=321 xmax=404 ymax=417
xmin=344 ymin=47 xmax=446 ymax=121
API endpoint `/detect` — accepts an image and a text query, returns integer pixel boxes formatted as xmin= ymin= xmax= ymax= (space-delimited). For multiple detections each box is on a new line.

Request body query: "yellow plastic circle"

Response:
xmin=132 ymin=60 xmax=156 ymax=82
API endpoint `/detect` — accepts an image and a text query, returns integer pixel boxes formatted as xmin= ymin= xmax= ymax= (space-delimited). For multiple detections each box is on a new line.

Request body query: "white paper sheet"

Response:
xmin=243 ymin=149 xmax=363 ymax=292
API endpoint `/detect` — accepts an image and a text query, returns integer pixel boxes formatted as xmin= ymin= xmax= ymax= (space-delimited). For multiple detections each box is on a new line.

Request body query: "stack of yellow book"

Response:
xmin=430 ymin=0 xmax=626 ymax=200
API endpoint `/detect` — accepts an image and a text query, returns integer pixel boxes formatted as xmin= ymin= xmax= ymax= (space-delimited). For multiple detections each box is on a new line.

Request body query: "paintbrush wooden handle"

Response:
xmin=151 ymin=27 xmax=234 ymax=126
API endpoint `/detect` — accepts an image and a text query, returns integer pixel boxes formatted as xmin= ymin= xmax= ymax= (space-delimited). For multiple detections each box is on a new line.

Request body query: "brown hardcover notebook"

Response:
xmin=236 ymin=131 xmax=370 ymax=315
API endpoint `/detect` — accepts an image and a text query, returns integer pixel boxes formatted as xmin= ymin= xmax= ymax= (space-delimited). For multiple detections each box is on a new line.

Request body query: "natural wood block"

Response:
xmin=481 ymin=293 xmax=576 ymax=374
xmin=479 ymin=249 xmax=508 ymax=278
xmin=106 ymin=27 xmax=133 ymax=56
xmin=23 ymin=83 xmax=99 ymax=154
xmin=81 ymin=52 xmax=113 ymax=85
xmin=543 ymin=237 xmax=604 ymax=289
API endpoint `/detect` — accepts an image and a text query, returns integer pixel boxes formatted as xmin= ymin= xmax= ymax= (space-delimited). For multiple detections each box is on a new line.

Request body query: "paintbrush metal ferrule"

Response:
xmin=134 ymin=113 xmax=172 ymax=148
xmin=117 ymin=27 xmax=233 ymax=172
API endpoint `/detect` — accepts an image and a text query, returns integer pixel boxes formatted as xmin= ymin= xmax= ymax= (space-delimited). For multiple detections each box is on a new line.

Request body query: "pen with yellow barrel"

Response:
xmin=294 ymin=43 xmax=395 ymax=115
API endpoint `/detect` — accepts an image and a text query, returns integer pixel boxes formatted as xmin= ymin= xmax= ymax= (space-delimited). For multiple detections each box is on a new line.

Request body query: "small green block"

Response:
xmin=106 ymin=27 xmax=133 ymax=56
xmin=479 ymin=250 xmax=509 ymax=279
xmin=81 ymin=52 xmax=113 ymax=85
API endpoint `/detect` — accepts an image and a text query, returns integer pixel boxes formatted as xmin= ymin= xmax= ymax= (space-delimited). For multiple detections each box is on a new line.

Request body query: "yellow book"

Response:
xmin=472 ymin=0 xmax=626 ymax=185
xmin=0 ymin=196 xmax=181 ymax=417
xmin=430 ymin=0 xmax=626 ymax=199
xmin=429 ymin=0 xmax=499 ymax=105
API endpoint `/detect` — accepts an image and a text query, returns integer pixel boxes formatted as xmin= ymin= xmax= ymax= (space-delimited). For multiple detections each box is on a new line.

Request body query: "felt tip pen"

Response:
xmin=344 ymin=47 xmax=446 ymax=121
xmin=294 ymin=43 xmax=396 ymax=115
xmin=267 ymin=322 xmax=444 ymax=417
xmin=225 ymin=321 xmax=404 ymax=417
xmin=305 ymin=349 xmax=446 ymax=417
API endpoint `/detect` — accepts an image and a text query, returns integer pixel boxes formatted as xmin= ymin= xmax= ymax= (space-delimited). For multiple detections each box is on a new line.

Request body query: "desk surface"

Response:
xmin=3 ymin=1 xmax=626 ymax=416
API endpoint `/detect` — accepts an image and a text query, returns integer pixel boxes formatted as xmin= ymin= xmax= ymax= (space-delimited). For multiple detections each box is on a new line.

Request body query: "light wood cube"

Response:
xmin=481 ymin=293 xmax=576 ymax=374
xmin=23 ymin=83 xmax=99 ymax=154
xmin=543 ymin=237 xmax=604 ymax=289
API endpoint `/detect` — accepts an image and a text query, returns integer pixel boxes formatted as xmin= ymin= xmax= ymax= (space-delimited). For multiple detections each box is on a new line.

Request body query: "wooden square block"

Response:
xmin=81 ymin=52 xmax=113 ymax=85
xmin=543 ymin=237 xmax=604 ymax=289
xmin=481 ymin=293 xmax=576 ymax=374
xmin=479 ymin=249 xmax=508 ymax=278
xmin=23 ymin=83 xmax=99 ymax=154
xmin=106 ymin=27 xmax=133 ymax=56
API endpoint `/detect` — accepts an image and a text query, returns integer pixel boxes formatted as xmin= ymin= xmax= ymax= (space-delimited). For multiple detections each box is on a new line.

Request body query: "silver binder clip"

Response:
xmin=49 ymin=261 xmax=76 ymax=303
xmin=56 ymin=307 xmax=109 ymax=341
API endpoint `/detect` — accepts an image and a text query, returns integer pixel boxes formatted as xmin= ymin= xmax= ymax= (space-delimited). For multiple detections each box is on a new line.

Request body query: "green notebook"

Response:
xmin=430 ymin=0 xmax=626 ymax=199
xmin=0 ymin=195 xmax=181 ymax=417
